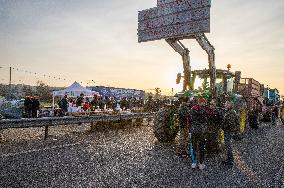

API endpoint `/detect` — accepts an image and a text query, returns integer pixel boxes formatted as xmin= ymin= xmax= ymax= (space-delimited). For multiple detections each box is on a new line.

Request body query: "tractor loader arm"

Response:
xmin=195 ymin=33 xmax=216 ymax=96
xmin=166 ymin=39 xmax=192 ymax=92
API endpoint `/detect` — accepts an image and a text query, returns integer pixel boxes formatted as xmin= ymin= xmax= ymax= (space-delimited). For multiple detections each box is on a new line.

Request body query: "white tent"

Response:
xmin=52 ymin=82 xmax=98 ymax=108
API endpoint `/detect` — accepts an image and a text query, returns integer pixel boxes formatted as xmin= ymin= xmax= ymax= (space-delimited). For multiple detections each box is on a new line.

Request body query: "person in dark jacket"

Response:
xmin=206 ymin=100 xmax=223 ymax=153
xmin=248 ymin=105 xmax=259 ymax=129
xmin=222 ymin=101 xmax=239 ymax=167
xmin=76 ymin=93 xmax=84 ymax=107
xmin=24 ymin=96 xmax=33 ymax=118
xmin=271 ymin=104 xmax=279 ymax=125
xmin=189 ymin=98 xmax=208 ymax=170
xmin=207 ymin=100 xmax=223 ymax=131
xmin=31 ymin=96 xmax=40 ymax=118
xmin=59 ymin=95 xmax=68 ymax=114
xmin=177 ymin=97 xmax=190 ymax=157
xmin=91 ymin=94 xmax=99 ymax=110
xmin=280 ymin=102 xmax=284 ymax=125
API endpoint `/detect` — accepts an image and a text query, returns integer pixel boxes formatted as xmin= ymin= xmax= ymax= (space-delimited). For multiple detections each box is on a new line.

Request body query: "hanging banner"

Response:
xmin=88 ymin=86 xmax=145 ymax=99
xmin=138 ymin=0 xmax=211 ymax=42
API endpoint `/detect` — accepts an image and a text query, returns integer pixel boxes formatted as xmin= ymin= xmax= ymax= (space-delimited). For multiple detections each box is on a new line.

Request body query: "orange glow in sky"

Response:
xmin=0 ymin=0 xmax=283 ymax=95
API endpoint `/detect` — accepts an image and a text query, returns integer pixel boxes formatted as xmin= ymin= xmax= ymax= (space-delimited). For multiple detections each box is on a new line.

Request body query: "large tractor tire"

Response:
xmin=153 ymin=107 xmax=179 ymax=143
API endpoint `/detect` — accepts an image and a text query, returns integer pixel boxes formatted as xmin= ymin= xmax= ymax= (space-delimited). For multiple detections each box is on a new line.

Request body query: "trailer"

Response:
xmin=238 ymin=78 xmax=264 ymax=110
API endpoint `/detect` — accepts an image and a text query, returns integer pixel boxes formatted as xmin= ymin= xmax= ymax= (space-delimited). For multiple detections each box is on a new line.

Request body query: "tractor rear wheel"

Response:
xmin=153 ymin=107 xmax=179 ymax=143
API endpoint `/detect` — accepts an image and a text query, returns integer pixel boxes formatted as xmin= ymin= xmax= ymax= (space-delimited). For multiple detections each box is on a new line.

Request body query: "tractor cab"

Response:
xmin=176 ymin=68 xmax=242 ymax=103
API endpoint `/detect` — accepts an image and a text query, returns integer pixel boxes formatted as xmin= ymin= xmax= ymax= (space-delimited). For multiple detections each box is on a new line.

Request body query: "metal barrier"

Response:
xmin=0 ymin=112 xmax=155 ymax=140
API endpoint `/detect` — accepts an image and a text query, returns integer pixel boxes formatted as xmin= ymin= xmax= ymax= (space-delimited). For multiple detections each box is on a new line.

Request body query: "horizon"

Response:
xmin=0 ymin=0 xmax=283 ymax=95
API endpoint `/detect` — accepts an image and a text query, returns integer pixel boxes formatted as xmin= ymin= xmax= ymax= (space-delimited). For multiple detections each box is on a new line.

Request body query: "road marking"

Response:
xmin=1 ymin=142 xmax=83 ymax=158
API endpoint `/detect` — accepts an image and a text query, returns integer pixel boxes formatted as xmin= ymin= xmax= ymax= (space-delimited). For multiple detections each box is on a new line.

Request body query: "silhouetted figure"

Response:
xmin=76 ymin=93 xmax=84 ymax=107
xmin=24 ymin=96 xmax=33 ymax=118
xmin=59 ymin=95 xmax=68 ymax=114
xmin=31 ymin=97 xmax=40 ymax=118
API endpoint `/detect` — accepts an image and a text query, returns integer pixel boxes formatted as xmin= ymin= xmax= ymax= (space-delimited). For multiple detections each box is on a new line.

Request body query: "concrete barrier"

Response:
xmin=0 ymin=112 xmax=155 ymax=140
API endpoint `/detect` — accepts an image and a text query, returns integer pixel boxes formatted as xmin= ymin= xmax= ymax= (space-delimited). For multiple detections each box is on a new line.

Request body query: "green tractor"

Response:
xmin=153 ymin=66 xmax=246 ymax=146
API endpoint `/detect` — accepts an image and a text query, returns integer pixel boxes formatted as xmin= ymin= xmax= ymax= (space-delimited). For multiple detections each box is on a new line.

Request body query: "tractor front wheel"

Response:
xmin=153 ymin=107 xmax=179 ymax=143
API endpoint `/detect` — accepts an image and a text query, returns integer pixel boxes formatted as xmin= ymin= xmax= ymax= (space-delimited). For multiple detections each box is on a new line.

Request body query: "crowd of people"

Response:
xmin=143 ymin=96 xmax=174 ymax=112
xmin=22 ymin=93 xmax=174 ymax=118
xmin=178 ymin=97 xmax=244 ymax=170
xmin=177 ymin=96 xmax=284 ymax=170
xmin=58 ymin=93 xmax=145 ymax=115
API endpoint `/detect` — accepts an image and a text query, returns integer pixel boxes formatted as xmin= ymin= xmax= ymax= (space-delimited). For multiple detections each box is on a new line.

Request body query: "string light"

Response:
xmin=1 ymin=66 xmax=96 ymax=87
xmin=0 ymin=66 xmax=73 ymax=86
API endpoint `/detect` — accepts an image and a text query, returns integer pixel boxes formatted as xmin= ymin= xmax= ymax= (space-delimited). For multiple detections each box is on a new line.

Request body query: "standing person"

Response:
xmin=189 ymin=98 xmax=208 ymax=170
xmin=120 ymin=97 xmax=127 ymax=110
xmin=206 ymin=100 xmax=223 ymax=153
xmin=271 ymin=104 xmax=279 ymax=125
xmin=76 ymin=93 xmax=84 ymax=107
xmin=59 ymin=95 xmax=68 ymax=114
xmin=91 ymin=94 xmax=99 ymax=110
xmin=101 ymin=96 xmax=107 ymax=110
xmin=222 ymin=101 xmax=239 ymax=167
xmin=24 ymin=96 xmax=32 ymax=118
xmin=98 ymin=96 xmax=104 ymax=110
xmin=31 ymin=96 xmax=40 ymax=118
xmin=106 ymin=96 xmax=112 ymax=109
xmin=248 ymin=105 xmax=259 ymax=129
xmin=177 ymin=97 xmax=190 ymax=157
xmin=280 ymin=102 xmax=284 ymax=125
xmin=111 ymin=97 xmax=117 ymax=110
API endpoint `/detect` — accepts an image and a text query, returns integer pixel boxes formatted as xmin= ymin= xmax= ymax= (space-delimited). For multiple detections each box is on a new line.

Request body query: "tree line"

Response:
xmin=0 ymin=81 xmax=62 ymax=102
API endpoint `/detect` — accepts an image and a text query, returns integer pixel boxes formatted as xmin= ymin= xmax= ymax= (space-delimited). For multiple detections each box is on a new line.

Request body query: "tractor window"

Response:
xmin=194 ymin=76 xmax=203 ymax=90
xmin=227 ymin=78 xmax=234 ymax=93
xmin=194 ymin=76 xmax=211 ymax=91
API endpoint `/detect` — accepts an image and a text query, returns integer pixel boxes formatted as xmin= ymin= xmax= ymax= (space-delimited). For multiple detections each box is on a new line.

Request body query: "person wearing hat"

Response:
xmin=189 ymin=97 xmax=208 ymax=170
xmin=222 ymin=101 xmax=239 ymax=167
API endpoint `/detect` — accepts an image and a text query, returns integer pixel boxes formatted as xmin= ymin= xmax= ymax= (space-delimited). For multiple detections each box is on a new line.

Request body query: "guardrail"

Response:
xmin=0 ymin=112 xmax=155 ymax=140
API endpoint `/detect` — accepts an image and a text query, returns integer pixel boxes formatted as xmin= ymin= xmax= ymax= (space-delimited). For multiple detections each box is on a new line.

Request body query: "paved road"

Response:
xmin=1 ymin=122 xmax=284 ymax=188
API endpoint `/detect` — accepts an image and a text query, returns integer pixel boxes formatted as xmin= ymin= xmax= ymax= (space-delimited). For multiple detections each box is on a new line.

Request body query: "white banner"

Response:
xmin=138 ymin=20 xmax=209 ymax=42
xmin=157 ymin=0 xmax=210 ymax=7
xmin=139 ymin=0 xmax=210 ymax=21
xmin=138 ymin=7 xmax=210 ymax=31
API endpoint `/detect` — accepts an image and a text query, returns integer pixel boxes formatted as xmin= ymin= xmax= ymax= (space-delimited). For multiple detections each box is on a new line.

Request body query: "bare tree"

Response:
xmin=35 ymin=81 xmax=52 ymax=102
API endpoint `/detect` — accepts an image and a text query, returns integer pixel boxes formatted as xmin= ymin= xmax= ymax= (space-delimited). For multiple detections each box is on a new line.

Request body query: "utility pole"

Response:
xmin=9 ymin=67 xmax=12 ymax=99
xmin=9 ymin=67 xmax=12 ymax=85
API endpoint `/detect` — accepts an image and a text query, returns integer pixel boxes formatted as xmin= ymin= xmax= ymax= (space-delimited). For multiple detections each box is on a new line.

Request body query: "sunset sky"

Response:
xmin=0 ymin=0 xmax=283 ymax=95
